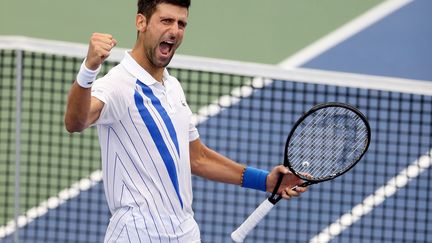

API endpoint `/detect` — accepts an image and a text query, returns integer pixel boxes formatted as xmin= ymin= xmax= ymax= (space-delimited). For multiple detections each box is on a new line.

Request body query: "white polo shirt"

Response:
xmin=91 ymin=51 xmax=200 ymax=242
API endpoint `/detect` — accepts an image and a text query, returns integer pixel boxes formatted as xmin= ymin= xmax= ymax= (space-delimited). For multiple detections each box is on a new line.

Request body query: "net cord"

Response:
xmin=0 ymin=36 xmax=431 ymax=96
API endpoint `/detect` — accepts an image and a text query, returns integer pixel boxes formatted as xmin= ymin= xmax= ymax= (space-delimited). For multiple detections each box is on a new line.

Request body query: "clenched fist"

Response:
xmin=85 ymin=33 xmax=117 ymax=70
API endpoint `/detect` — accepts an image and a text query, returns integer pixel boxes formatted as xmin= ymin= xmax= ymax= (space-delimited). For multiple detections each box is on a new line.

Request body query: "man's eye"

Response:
xmin=179 ymin=22 xmax=187 ymax=29
xmin=162 ymin=19 xmax=172 ymax=24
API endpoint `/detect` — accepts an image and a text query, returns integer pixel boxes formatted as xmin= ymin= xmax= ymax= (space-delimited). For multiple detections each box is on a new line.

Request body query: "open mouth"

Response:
xmin=159 ymin=40 xmax=174 ymax=56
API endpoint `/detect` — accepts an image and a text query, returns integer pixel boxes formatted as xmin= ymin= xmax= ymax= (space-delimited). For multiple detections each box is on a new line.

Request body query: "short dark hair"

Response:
xmin=137 ymin=0 xmax=190 ymax=20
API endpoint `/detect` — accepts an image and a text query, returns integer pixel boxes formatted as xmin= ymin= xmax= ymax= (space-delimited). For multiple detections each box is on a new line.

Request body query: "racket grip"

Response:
xmin=231 ymin=199 xmax=275 ymax=243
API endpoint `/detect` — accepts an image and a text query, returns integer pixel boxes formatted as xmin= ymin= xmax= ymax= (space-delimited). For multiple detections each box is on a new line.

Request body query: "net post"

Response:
xmin=14 ymin=49 xmax=23 ymax=243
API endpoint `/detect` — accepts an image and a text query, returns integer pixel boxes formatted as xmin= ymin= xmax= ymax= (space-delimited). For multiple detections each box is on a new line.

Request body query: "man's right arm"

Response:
xmin=64 ymin=33 xmax=117 ymax=133
xmin=64 ymin=84 xmax=104 ymax=133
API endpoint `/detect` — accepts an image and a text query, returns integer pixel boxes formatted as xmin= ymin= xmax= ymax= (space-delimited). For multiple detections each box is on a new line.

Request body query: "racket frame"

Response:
xmin=231 ymin=102 xmax=371 ymax=242
xmin=269 ymin=102 xmax=371 ymax=204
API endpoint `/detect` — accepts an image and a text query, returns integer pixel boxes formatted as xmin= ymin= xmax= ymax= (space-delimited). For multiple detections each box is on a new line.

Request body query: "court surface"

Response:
xmin=1 ymin=0 xmax=431 ymax=242
xmin=0 ymin=0 xmax=382 ymax=64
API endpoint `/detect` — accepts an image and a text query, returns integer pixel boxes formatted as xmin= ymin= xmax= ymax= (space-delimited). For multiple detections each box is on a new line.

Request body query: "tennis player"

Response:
xmin=64 ymin=0 xmax=307 ymax=242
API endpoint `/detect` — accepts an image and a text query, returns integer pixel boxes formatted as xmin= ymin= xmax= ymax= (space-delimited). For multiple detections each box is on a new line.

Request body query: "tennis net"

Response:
xmin=0 ymin=36 xmax=431 ymax=243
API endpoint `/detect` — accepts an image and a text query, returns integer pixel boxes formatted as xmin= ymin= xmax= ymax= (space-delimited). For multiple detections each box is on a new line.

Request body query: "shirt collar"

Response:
xmin=120 ymin=50 xmax=170 ymax=86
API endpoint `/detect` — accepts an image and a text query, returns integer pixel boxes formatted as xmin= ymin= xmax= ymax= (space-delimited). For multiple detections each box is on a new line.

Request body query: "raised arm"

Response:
xmin=64 ymin=33 xmax=117 ymax=133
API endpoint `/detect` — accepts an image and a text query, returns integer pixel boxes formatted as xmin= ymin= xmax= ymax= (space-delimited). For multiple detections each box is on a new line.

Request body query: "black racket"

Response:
xmin=231 ymin=102 xmax=371 ymax=242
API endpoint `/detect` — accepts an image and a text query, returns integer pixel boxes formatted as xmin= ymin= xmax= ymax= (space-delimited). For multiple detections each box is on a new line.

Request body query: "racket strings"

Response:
xmin=295 ymin=122 xmax=364 ymax=175
xmin=302 ymin=131 xmax=365 ymax=176
xmin=289 ymin=108 xmax=351 ymax=146
xmin=290 ymin=135 xmax=361 ymax=179
xmin=289 ymin=108 xmax=352 ymax=161
xmin=288 ymin=108 xmax=337 ymax=142
xmin=316 ymin=121 xmax=366 ymax=169
xmin=341 ymin=130 xmax=369 ymax=162
xmin=288 ymin=107 xmax=368 ymax=180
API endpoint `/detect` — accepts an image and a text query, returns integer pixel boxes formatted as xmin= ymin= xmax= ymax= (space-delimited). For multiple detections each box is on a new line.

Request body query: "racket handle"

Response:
xmin=231 ymin=198 xmax=275 ymax=243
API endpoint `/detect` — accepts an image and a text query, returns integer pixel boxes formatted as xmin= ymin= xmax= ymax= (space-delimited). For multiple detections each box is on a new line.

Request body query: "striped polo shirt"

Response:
xmin=91 ymin=51 xmax=200 ymax=242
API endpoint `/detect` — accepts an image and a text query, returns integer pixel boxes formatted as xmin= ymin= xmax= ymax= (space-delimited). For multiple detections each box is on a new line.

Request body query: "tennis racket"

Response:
xmin=231 ymin=102 xmax=371 ymax=242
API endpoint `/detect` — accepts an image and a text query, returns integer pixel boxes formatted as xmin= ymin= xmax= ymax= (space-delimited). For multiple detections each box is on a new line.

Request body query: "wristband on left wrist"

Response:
xmin=241 ymin=166 xmax=269 ymax=192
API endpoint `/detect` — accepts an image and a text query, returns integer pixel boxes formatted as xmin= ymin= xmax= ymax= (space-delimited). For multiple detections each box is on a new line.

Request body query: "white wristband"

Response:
xmin=76 ymin=59 xmax=101 ymax=88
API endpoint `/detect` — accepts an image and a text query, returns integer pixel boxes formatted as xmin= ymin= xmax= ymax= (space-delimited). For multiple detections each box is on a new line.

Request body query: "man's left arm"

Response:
xmin=189 ymin=139 xmax=307 ymax=199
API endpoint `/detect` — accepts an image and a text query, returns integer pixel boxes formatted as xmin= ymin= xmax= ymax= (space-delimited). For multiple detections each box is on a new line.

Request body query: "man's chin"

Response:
xmin=157 ymin=55 xmax=174 ymax=67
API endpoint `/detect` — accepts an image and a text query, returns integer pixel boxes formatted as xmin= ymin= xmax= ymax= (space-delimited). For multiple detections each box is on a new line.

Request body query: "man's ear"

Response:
xmin=136 ymin=13 xmax=147 ymax=32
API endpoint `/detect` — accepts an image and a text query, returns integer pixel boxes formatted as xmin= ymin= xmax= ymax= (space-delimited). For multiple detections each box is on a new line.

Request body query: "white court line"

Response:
xmin=0 ymin=171 xmax=102 ymax=239
xmin=195 ymin=0 xmax=415 ymax=123
xmin=278 ymin=0 xmax=413 ymax=68
xmin=0 ymin=0 xmax=414 ymax=239
xmin=309 ymin=150 xmax=432 ymax=243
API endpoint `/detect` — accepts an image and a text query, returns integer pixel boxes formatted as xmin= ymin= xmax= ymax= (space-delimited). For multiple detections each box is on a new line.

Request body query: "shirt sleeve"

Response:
xmin=91 ymin=74 xmax=129 ymax=125
xmin=189 ymin=117 xmax=200 ymax=141
xmin=184 ymin=97 xmax=200 ymax=142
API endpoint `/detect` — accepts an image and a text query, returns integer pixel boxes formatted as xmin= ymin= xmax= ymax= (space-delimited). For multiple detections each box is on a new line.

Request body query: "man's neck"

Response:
xmin=130 ymin=48 xmax=164 ymax=83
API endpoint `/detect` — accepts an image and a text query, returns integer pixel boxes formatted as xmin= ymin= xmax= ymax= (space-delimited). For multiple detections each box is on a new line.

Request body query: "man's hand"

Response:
xmin=266 ymin=165 xmax=308 ymax=199
xmin=85 ymin=33 xmax=117 ymax=70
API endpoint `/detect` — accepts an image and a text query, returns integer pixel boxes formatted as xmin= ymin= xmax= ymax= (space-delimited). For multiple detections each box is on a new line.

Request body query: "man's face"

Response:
xmin=142 ymin=3 xmax=188 ymax=68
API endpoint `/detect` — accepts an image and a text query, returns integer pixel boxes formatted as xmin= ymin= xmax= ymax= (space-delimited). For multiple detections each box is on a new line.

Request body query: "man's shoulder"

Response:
xmin=95 ymin=64 xmax=135 ymax=87
xmin=91 ymin=63 xmax=137 ymax=103
xmin=104 ymin=63 xmax=132 ymax=80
